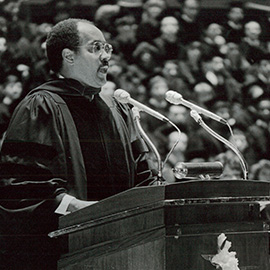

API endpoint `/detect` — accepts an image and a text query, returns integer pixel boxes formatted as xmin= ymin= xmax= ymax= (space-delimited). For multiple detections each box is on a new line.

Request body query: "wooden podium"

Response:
xmin=51 ymin=180 xmax=270 ymax=270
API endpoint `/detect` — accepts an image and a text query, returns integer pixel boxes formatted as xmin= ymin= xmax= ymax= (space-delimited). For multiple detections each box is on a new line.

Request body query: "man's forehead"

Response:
xmin=77 ymin=22 xmax=105 ymax=43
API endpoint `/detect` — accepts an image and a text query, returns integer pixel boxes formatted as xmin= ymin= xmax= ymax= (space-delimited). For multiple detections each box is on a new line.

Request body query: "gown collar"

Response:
xmin=30 ymin=78 xmax=101 ymax=99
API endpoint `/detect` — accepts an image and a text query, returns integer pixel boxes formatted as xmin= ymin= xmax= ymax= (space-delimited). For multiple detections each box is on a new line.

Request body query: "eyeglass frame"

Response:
xmin=75 ymin=41 xmax=113 ymax=55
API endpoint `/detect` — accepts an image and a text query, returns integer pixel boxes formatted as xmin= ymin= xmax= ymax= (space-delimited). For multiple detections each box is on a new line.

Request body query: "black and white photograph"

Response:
xmin=0 ymin=0 xmax=269 ymax=269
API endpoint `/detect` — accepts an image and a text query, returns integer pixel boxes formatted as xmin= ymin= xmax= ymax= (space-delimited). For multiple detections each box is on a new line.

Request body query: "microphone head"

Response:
xmin=190 ymin=110 xmax=202 ymax=122
xmin=165 ymin=90 xmax=183 ymax=105
xmin=114 ymin=89 xmax=130 ymax=104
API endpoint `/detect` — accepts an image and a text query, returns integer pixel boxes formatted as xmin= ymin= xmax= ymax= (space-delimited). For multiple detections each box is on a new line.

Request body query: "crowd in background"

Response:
xmin=0 ymin=0 xmax=269 ymax=181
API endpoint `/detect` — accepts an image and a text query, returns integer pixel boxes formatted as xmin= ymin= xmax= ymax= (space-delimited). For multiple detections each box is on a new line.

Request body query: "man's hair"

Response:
xmin=46 ymin=18 xmax=90 ymax=74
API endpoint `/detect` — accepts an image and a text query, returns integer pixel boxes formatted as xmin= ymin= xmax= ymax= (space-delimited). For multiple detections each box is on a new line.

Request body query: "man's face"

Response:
xmin=245 ymin=21 xmax=261 ymax=40
xmin=187 ymin=46 xmax=201 ymax=62
xmin=168 ymin=105 xmax=188 ymax=125
xmin=228 ymin=7 xmax=244 ymax=23
xmin=211 ymin=56 xmax=224 ymax=72
xmin=148 ymin=6 xmax=163 ymax=18
xmin=259 ymin=60 xmax=270 ymax=78
xmin=205 ymin=23 xmax=222 ymax=39
xmin=257 ymin=99 xmax=270 ymax=121
xmin=183 ymin=0 xmax=200 ymax=21
xmin=150 ymin=80 xmax=168 ymax=100
xmin=72 ymin=22 xmax=111 ymax=88
xmin=4 ymin=75 xmax=23 ymax=101
xmin=161 ymin=17 xmax=179 ymax=35
xmin=163 ymin=61 xmax=178 ymax=77
xmin=194 ymin=83 xmax=214 ymax=104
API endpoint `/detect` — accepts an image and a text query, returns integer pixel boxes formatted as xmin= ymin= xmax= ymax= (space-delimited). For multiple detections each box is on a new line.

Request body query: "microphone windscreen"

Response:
xmin=114 ymin=89 xmax=130 ymax=103
xmin=165 ymin=91 xmax=182 ymax=105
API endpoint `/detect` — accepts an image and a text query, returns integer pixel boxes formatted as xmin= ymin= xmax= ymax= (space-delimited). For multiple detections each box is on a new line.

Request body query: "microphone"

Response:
xmin=172 ymin=161 xmax=223 ymax=179
xmin=114 ymin=89 xmax=169 ymax=122
xmin=165 ymin=90 xmax=227 ymax=124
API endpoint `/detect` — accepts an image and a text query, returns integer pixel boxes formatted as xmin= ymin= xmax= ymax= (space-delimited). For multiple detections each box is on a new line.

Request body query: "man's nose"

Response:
xmin=100 ymin=50 xmax=111 ymax=61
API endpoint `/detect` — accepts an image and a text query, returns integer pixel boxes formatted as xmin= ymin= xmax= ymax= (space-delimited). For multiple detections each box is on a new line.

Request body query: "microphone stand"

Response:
xmin=190 ymin=110 xmax=249 ymax=180
xmin=132 ymin=107 xmax=165 ymax=185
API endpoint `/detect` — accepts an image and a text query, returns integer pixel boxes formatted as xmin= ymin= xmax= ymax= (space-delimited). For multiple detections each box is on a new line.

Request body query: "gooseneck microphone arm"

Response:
xmin=114 ymin=89 xmax=182 ymax=184
xmin=190 ymin=110 xmax=249 ymax=180
xmin=113 ymin=89 xmax=168 ymax=184
xmin=132 ymin=107 xmax=165 ymax=184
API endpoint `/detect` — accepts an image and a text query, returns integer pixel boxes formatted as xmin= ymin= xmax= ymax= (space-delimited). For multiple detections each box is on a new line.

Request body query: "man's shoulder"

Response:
xmin=27 ymin=89 xmax=66 ymax=105
xmin=12 ymin=87 xmax=65 ymax=120
xmin=25 ymin=79 xmax=72 ymax=106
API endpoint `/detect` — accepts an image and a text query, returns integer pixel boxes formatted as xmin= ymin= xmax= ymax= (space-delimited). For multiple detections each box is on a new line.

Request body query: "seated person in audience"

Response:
xmin=245 ymin=94 xmax=270 ymax=162
xmin=161 ymin=59 xmax=187 ymax=95
xmin=152 ymin=16 xmax=183 ymax=63
xmin=136 ymin=0 xmax=167 ymax=43
xmin=143 ymin=74 xmax=170 ymax=133
xmin=222 ymin=1 xmax=245 ymax=44
xmin=242 ymin=52 xmax=270 ymax=105
xmin=199 ymin=53 xmax=241 ymax=103
xmin=174 ymin=0 xmax=203 ymax=45
xmin=200 ymin=22 xmax=227 ymax=58
xmin=178 ymin=41 xmax=203 ymax=87
xmin=223 ymin=42 xmax=250 ymax=83
xmin=240 ymin=21 xmax=269 ymax=64
xmin=111 ymin=13 xmax=138 ymax=63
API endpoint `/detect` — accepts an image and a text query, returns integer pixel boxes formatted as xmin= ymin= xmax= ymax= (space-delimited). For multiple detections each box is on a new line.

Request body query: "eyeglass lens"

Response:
xmin=93 ymin=42 xmax=113 ymax=54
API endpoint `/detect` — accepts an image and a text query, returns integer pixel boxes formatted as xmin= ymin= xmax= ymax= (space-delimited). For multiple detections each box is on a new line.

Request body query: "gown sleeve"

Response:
xmin=0 ymin=91 xmax=69 ymax=211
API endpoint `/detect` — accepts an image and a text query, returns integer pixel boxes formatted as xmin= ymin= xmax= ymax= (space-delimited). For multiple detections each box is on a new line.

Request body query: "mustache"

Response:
xmin=101 ymin=60 xmax=109 ymax=67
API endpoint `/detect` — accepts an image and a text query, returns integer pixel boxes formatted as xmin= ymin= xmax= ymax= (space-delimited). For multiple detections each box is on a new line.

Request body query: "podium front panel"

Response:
xmin=54 ymin=180 xmax=270 ymax=270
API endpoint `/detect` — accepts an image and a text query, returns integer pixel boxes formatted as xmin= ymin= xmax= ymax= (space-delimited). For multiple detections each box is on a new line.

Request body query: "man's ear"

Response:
xmin=62 ymin=48 xmax=74 ymax=64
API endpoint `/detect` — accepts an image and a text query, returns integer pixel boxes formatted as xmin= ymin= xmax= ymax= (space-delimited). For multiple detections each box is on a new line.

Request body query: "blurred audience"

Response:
xmin=250 ymin=159 xmax=270 ymax=181
xmin=0 ymin=0 xmax=268 ymax=181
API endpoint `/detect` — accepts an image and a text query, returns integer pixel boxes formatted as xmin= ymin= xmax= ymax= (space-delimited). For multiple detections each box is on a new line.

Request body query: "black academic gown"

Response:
xmin=0 ymin=78 xmax=150 ymax=269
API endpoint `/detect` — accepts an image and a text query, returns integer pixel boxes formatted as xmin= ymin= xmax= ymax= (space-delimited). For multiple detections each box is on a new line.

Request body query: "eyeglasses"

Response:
xmin=78 ymin=41 xmax=113 ymax=55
